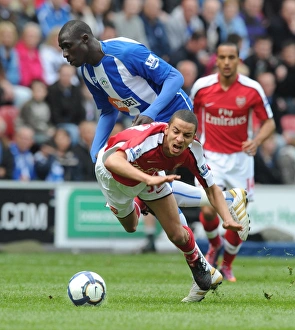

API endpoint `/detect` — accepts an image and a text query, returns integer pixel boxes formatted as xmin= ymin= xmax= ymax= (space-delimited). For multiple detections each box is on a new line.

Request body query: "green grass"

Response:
xmin=0 ymin=252 xmax=294 ymax=330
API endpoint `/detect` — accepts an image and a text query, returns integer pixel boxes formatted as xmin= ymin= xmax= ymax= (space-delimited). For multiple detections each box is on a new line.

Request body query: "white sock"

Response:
xmin=178 ymin=208 xmax=188 ymax=226
xmin=172 ymin=181 xmax=233 ymax=207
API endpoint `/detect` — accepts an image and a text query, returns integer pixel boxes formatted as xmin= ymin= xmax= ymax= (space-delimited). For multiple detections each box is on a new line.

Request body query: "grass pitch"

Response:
xmin=0 ymin=251 xmax=294 ymax=330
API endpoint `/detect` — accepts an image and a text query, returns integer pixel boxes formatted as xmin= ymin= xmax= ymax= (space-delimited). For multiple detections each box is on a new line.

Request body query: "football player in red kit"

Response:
xmin=96 ymin=110 xmax=244 ymax=302
xmin=190 ymin=42 xmax=275 ymax=281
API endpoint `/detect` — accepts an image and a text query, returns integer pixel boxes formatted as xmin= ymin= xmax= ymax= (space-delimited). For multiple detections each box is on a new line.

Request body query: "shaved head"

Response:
xmin=58 ymin=20 xmax=103 ymax=67
xmin=59 ymin=20 xmax=94 ymax=38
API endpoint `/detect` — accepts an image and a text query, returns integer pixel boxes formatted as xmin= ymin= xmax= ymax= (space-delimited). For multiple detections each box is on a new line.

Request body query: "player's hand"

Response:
xmin=242 ymin=139 xmax=258 ymax=156
xmin=146 ymin=174 xmax=181 ymax=186
xmin=222 ymin=218 xmax=243 ymax=232
xmin=132 ymin=115 xmax=153 ymax=126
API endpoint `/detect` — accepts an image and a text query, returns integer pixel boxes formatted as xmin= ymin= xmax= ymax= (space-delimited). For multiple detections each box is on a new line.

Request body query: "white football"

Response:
xmin=67 ymin=271 xmax=107 ymax=306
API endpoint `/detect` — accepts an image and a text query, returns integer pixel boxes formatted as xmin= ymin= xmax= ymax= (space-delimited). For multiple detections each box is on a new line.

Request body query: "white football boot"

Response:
xmin=181 ymin=268 xmax=223 ymax=303
xmin=228 ymin=188 xmax=250 ymax=241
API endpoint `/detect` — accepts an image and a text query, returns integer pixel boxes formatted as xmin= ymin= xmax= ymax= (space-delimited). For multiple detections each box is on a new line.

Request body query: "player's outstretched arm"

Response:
xmin=90 ymin=109 xmax=119 ymax=162
xmin=204 ymin=184 xmax=243 ymax=232
xmin=104 ymin=151 xmax=180 ymax=185
xmin=134 ymin=67 xmax=184 ymax=126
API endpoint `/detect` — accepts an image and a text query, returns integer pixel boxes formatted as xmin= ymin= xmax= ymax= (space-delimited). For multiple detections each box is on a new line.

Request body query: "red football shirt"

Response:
xmin=104 ymin=122 xmax=214 ymax=187
xmin=190 ymin=73 xmax=273 ymax=154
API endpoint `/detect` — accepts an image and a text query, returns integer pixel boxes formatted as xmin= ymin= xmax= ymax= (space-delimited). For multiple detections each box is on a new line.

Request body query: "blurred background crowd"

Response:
xmin=0 ymin=0 xmax=294 ymax=185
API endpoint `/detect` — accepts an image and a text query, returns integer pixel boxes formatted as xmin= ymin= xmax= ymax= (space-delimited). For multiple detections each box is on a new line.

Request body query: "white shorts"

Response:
xmin=95 ymin=148 xmax=172 ymax=218
xmin=196 ymin=150 xmax=255 ymax=201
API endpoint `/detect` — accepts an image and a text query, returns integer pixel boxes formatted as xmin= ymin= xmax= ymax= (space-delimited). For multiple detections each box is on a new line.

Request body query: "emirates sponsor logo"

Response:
xmin=205 ymin=113 xmax=247 ymax=126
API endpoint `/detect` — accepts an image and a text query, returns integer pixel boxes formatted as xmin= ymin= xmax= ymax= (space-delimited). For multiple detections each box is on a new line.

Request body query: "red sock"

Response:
xmin=224 ymin=229 xmax=242 ymax=246
xmin=199 ymin=212 xmax=221 ymax=246
xmin=133 ymin=200 xmax=141 ymax=219
xmin=221 ymin=230 xmax=242 ymax=268
xmin=175 ymin=226 xmax=198 ymax=262
xmin=134 ymin=197 xmax=146 ymax=211
xmin=222 ymin=250 xmax=236 ymax=268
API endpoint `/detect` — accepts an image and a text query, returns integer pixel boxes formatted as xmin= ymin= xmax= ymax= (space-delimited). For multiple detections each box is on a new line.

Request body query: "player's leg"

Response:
xmin=146 ymin=193 xmax=212 ymax=291
xmin=173 ymin=180 xmax=249 ymax=235
xmin=173 ymin=179 xmax=250 ymax=271
xmin=139 ymin=204 xmax=189 ymax=253
xmin=139 ymin=184 xmax=222 ymax=302
xmin=200 ymin=188 xmax=250 ymax=280
xmin=195 ymin=151 xmax=229 ymax=269
xmin=95 ymin=149 xmax=142 ymax=232
xmin=199 ymin=205 xmax=224 ymax=268
xmin=176 ymin=181 xmax=249 ymax=272
xmin=219 ymin=230 xmax=242 ymax=282
xmin=181 ymin=241 xmax=223 ymax=303
xmin=147 ymin=195 xmax=222 ymax=302
xmin=138 ymin=178 xmax=197 ymax=253
xmin=97 ymin=181 xmax=141 ymax=233
xmin=139 ymin=177 xmax=234 ymax=254
xmin=172 ymin=180 xmax=235 ymax=208
xmin=220 ymin=154 xmax=254 ymax=282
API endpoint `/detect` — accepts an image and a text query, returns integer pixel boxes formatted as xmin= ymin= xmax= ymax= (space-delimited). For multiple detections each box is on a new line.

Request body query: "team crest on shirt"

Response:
xmin=145 ymin=54 xmax=160 ymax=69
xmin=236 ymin=96 xmax=246 ymax=108
xmin=109 ymin=205 xmax=118 ymax=215
xmin=99 ymin=77 xmax=109 ymax=87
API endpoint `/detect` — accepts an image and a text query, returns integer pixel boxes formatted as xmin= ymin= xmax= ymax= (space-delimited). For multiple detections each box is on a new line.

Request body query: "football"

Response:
xmin=67 ymin=271 xmax=107 ymax=307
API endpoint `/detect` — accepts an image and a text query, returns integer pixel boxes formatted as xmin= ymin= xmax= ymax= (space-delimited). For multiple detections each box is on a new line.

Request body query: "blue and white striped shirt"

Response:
xmin=81 ymin=37 xmax=192 ymax=162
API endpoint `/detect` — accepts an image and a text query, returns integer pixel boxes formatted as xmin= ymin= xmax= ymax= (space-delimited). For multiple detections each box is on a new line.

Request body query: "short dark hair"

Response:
xmin=59 ymin=20 xmax=93 ymax=38
xmin=217 ymin=42 xmax=239 ymax=57
xmin=227 ymin=33 xmax=242 ymax=45
xmin=169 ymin=110 xmax=198 ymax=132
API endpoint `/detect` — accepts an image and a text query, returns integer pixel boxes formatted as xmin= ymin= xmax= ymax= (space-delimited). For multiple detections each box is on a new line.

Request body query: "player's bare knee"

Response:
xmin=122 ymin=225 xmax=137 ymax=233
xmin=118 ymin=217 xmax=137 ymax=233
xmin=202 ymin=206 xmax=217 ymax=220
xmin=126 ymin=227 xmax=137 ymax=233
xmin=166 ymin=231 xmax=185 ymax=245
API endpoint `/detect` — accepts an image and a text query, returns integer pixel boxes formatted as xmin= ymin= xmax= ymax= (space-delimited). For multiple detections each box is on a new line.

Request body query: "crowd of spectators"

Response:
xmin=0 ymin=0 xmax=294 ymax=184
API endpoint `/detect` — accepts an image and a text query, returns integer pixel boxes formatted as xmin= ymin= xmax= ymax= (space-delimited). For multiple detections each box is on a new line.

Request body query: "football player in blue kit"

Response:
xmin=58 ymin=20 xmax=192 ymax=162
xmin=58 ymin=20 xmax=249 ymax=302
